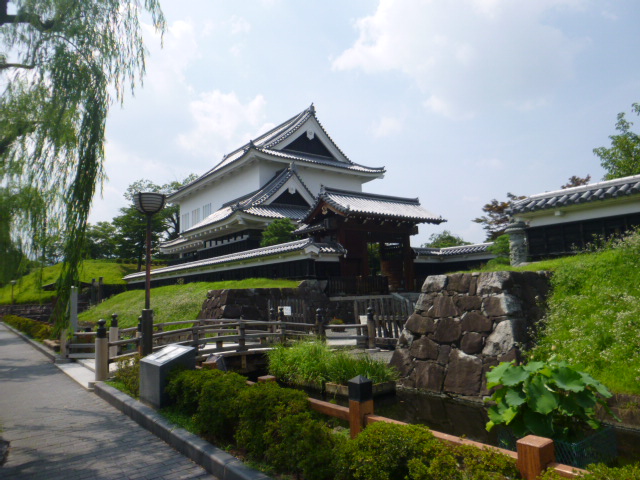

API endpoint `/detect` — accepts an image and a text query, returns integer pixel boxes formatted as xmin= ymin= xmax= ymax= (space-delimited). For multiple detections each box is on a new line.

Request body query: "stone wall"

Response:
xmin=0 ymin=304 xmax=54 ymax=322
xmin=199 ymin=280 xmax=330 ymax=320
xmin=390 ymin=271 xmax=551 ymax=398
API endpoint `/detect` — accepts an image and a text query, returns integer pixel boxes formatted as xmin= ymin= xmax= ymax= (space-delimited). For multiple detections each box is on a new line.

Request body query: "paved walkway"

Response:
xmin=0 ymin=324 xmax=218 ymax=480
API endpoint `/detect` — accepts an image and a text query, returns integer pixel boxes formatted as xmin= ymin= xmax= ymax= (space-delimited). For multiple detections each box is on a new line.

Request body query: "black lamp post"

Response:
xmin=133 ymin=192 xmax=166 ymax=310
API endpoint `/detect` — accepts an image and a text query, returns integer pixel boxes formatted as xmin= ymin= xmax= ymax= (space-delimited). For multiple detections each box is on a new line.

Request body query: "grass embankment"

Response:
xmin=475 ymin=232 xmax=640 ymax=395
xmin=0 ymin=260 xmax=138 ymax=304
xmin=78 ymin=278 xmax=300 ymax=329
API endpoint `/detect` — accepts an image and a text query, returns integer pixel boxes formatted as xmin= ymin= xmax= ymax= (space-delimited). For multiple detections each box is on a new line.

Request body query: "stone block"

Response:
xmin=389 ymin=348 xmax=414 ymax=378
xmin=415 ymin=292 xmax=436 ymax=312
xmin=460 ymin=311 xmax=493 ymax=333
xmin=443 ymin=349 xmax=483 ymax=396
xmin=423 ymin=275 xmax=448 ymax=293
xmin=220 ymin=304 xmax=242 ymax=319
xmin=414 ymin=361 xmax=445 ymax=392
xmin=482 ymin=319 xmax=526 ymax=356
xmin=405 ymin=313 xmax=436 ymax=336
xmin=432 ymin=296 xmax=459 ymax=317
xmin=446 ymin=273 xmax=472 ymax=293
xmin=460 ymin=332 xmax=484 ymax=355
xmin=476 ymin=271 xmax=515 ymax=295
xmin=397 ymin=328 xmax=415 ymax=347
xmin=482 ymin=294 xmax=522 ymax=317
xmin=433 ymin=317 xmax=462 ymax=343
xmin=409 ymin=336 xmax=439 ymax=360
xmin=437 ymin=345 xmax=451 ymax=364
xmin=454 ymin=295 xmax=482 ymax=312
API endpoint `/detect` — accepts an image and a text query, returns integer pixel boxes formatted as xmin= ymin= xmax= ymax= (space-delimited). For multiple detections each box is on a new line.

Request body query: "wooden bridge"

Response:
xmin=64 ymin=305 xmax=407 ymax=367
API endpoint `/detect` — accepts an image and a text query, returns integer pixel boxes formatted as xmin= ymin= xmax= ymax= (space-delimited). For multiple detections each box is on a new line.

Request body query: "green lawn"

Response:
xmin=0 ymin=260 xmax=138 ymax=304
xmin=78 ymin=279 xmax=301 ymax=329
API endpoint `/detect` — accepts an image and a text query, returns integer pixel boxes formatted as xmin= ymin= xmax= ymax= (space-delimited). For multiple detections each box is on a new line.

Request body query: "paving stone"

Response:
xmin=0 ymin=324 xmax=220 ymax=480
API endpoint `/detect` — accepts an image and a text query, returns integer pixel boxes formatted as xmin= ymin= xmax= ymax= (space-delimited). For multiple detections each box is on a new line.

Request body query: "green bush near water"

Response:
xmin=3 ymin=314 xmax=52 ymax=340
xmin=267 ymin=340 xmax=398 ymax=386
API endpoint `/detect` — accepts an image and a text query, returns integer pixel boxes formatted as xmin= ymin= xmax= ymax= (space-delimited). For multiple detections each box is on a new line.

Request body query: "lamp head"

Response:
xmin=133 ymin=192 xmax=166 ymax=215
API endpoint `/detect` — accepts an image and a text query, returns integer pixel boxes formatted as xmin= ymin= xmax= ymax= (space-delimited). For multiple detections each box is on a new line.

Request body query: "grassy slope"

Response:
xmin=526 ymin=237 xmax=640 ymax=395
xmin=78 ymin=279 xmax=301 ymax=329
xmin=0 ymin=260 xmax=138 ymax=304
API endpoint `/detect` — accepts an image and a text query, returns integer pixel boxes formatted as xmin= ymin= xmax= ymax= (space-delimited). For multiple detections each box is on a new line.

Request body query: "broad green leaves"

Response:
xmin=485 ymin=360 xmax=615 ymax=442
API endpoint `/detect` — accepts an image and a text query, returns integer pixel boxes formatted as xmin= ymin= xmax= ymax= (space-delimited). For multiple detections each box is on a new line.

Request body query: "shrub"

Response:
xmin=485 ymin=359 xmax=616 ymax=442
xmin=235 ymin=381 xmax=309 ymax=460
xmin=165 ymin=368 xmax=224 ymax=415
xmin=335 ymin=422 xmax=441 ymax=480
xmin=113 ymin=354 xmax=141 ymax=397
xmin=264 ymin=411 xmax=342 ymax=480
xmin=539 ymin=462 xmax=640 ymax=479
xmin=337 ymin=422 xmax=520 ymax=480
xmin=3 ymin=314 xmax=53 ymax=340
xmin=192 ymin=371 xmax=248 ymax=442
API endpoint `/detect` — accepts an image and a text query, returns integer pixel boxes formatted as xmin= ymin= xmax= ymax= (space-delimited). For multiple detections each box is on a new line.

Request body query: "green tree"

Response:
xmin=560 ymin=175 xmax=591 ymax=189
xmin=594 ymin=103 xmax=640 ymax=180
xmin=83 ymin=222 xmax=117 ymax=259
xmin=0 ymin=0 xmax=165 ymax=328
xmin=422 ymin=230 xmax=471 ymax=249
xmin=260 ymin=218 xmax=297 ymax=247
xmin=473 ymin=193 xmax=525 ymax=241
xmin=125 ymin=174 xmax=197 ymax=240
xmin=113 ymin=206 xmax=167 ymax=271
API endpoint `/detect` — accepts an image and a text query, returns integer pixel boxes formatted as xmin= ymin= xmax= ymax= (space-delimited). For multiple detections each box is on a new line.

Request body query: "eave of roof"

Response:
xmin=414 ymin=243 xmax=493 ymax=257
xmin=125 ymin=238 xmax=345 ymax=281
xmin=303 ymin=187 xmax=445 ymax=224
xmin=509 ymin=174 xmax=640 ymax=215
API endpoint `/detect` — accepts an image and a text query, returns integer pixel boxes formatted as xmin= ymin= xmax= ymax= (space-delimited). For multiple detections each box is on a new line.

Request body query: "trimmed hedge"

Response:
xmin=165 ymin=369 xmax=526 ymax=480
xmin=3 ymin=314 xmax=52 ymax=340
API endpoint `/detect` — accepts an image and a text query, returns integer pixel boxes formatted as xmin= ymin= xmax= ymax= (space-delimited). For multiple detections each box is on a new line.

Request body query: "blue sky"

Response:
xmin=93 ymin=0 xmax=640 ymax=245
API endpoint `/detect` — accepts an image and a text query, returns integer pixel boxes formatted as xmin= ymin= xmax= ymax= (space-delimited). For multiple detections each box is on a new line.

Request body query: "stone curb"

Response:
xmin=94 ymin=382 xmax=272 ymax=480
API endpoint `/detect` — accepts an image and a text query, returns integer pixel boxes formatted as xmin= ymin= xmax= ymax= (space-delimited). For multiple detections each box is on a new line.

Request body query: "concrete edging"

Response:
xmin=94 ymin=382 xmax=272 ymax=480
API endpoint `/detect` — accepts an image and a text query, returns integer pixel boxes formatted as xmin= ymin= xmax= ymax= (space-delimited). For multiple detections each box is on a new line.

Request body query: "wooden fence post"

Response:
xmin=95 ymin=319 xmax=109 ymax=382
xmin=366 ymin=306 xmax=377 ymax=351
xmin=348 ymin=375 xmax=374 ymax=439
xmin=237 ymin=318 xmax=246 ymax=351
xmin=516 ymin=435 xmax=555 ymax=480
xmin=109 ymin=313 xmax=119 ymax=359
xmin=278 ymin=307 xmax=286 ymax=343
xmin=315 ymin=308 xmax=325 ymax=341
xmin=136 ymin=315 xmax=142 ymax=355
xmin=140 ymin=309 xmax=153 ymax=356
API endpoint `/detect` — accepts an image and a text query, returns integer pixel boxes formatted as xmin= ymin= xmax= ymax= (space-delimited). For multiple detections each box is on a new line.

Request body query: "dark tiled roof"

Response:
xmin=125 ymin=239 xmax=345 ymax=281
xmin=509 ymin=174 xmax=640 ymax=215
xmin=169 ymin=105 xmax=384 ymax=200
xmin=304 ymin=187 xmax=445 ymax=224
xmin=414 ymin=243 xmax=493 ymax=257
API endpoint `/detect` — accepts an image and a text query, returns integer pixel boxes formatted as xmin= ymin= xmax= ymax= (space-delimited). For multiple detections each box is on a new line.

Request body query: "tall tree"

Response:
xmin=0 ymin=0 xmax=165 ymax=328
xmin=125 ymin=174 xmax=197 ymax=240
xmin=113 ymin=206 xmax=166 ymax=271
xmin=473 ymin=193 xmax=526 ymax=241
xmin=422 ymin=230 xmax=471 ymax=249
xmin=594 ymin=103 xmax=640 ymax=180
xmin=561 ymin=175 xmax=591 ymax=189
xmin=83 ymin=222 xmax=118 ymax=259
xmin=260 ymin=218 xmax=297 ymax=247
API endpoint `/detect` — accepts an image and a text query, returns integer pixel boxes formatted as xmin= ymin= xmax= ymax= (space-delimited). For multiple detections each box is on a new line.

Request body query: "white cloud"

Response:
xmin=229 ymin=15 xmax=252 ymax=35
xmin=177 ymin=92 xmax=273 ymax=157
xmin=333 ymin=0 xmax=588 ymax=118
xmin=373 ymin=115 xmax=403 ymax=137
xmin=142 ymin=20 xmax=200 ymax=94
